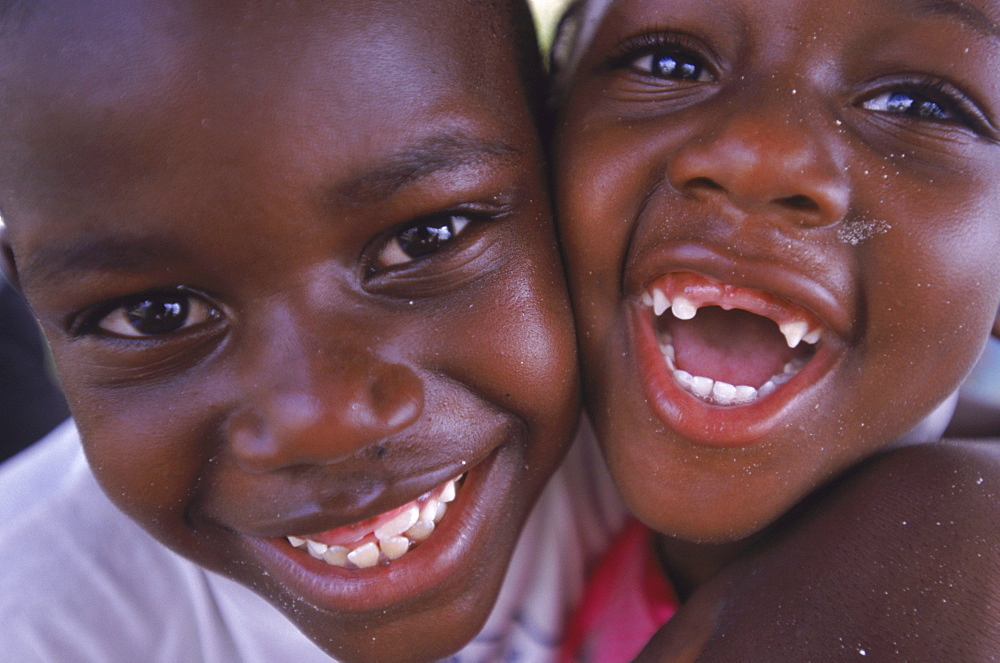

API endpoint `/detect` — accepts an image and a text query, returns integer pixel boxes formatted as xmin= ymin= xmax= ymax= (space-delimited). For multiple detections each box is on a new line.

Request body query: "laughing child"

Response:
xmin=551 ymin=0 xmax=1000 ymax=659
xmin=0 ymin=0 xmax=626 ymax=661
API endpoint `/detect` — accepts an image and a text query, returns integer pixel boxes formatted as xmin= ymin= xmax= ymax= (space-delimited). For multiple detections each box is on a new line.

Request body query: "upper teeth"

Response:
xmin=645 ymin=281 xmax=824 ymax=406
xmin=373 ymin=504 xmax=419 ymax=541
xmin=653 ymin=289 xmax=670 ymax=316
xmin=645 ymin=286 xmax=822 ymax=349
xmin=778 ymin=320 xmax=808 ymax=348
xmin=286 ymin=475 xmax=461 ymax=570
xmin=670 ymin=296 xmax=698 ymax=320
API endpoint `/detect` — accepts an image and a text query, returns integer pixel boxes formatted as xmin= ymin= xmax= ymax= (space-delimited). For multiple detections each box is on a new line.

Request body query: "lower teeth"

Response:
xmin=659 ymin=338 xmax=804 ymax=406
xmin=287 ymin=475 xmax=459 ymax=569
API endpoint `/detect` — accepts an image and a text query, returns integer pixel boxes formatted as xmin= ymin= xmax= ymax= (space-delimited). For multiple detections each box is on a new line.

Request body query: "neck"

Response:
xmin=651 ymin=474 xmax=840 ymax=601
xmin=653 ymin=535 xmax=758 ymax=602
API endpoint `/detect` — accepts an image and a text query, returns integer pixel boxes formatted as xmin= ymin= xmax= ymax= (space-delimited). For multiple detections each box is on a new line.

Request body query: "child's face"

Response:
xmin=0 ymin=1 xmax=577 ymax=660
xmin=555 ymin=0 xmax=1000 ymax=542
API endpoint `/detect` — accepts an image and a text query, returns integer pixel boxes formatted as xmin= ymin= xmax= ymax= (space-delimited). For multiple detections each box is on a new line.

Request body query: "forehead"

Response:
xmin=4 ymin=0 xmax=518 ymax=102
xmin=0 ymin=0 xmax=531 ymax=220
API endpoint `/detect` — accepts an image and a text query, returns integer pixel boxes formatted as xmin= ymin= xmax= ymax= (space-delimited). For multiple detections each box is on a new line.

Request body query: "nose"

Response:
xmin=665 ymin=95 xmax=850 ymax=228
xmin=228 ymin=327 xmax=424 ymax=473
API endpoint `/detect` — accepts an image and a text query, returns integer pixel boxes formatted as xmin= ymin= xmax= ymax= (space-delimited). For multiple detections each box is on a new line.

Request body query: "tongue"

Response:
xmin=669 ymin=307 xmax=795 ymax=388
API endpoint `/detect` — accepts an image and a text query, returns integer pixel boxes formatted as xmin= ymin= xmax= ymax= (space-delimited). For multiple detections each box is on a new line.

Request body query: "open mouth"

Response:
xmin=642 ymin=272 xmax=824 ymax=406
xmin=285 ymin=474 xmax=462 ymax=569
xmin=631 ymin=272 xmax=837 ymax=445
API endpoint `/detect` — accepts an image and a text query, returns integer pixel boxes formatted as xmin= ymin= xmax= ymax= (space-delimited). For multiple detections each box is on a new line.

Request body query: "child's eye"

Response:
xmin=856 ymin=78 xmax=994 ymax=136
xmin=861 ymin=90 xmax=950 ymax=121
xmin=376 ymin=212 xmax=473 ymax=268
xmin=609 ymin=32 xmax=715 ymax=84
xmin=88 ymin=288 xmax=220 ymax=338
xmin=630 ymin=51 xmax=708 ymax=82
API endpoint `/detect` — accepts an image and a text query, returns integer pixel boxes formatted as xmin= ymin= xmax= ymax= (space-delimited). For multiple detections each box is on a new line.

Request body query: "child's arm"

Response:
xmin=637 ymin=440 xmax=1000 ymax=661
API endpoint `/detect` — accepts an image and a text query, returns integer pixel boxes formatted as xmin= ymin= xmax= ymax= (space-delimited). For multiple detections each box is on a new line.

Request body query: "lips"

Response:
xmin=631 ymin=271 xmax=842 ymax=446
xmin=286 ymin=474 xmax=462 ymax=569
xmin=236 ymin=438 xmax=523 ymax=616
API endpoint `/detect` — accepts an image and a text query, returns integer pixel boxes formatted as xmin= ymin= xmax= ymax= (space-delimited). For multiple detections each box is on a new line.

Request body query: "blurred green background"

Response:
xmin=528 ymin=0 xmax=572 ymax=54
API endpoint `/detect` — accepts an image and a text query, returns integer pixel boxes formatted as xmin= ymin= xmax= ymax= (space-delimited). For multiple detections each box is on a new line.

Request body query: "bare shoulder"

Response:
xmin=850 ymin=438 xmax=1000 ymax=575
xmin=639 ymin=440 xmax=1000 ymax=662
xmin=870 ymin=436 xmax=1000 ymax=490
xmin=849 ymin=438 xmax=1000 ymax=535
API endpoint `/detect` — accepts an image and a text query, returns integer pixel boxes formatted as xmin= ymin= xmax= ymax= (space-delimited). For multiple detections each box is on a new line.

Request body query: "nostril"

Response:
xmin=778 ymin=194 xmax=819 ymax=212
xmin=688 ymin=176 xmax=724 ymax=191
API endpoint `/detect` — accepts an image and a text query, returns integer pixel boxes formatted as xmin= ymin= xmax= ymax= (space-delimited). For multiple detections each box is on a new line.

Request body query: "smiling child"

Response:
xmin=551 ymin=0 xmax=1000 ymax=659
xmin=0 ymin=1 xmax=625 ymax=661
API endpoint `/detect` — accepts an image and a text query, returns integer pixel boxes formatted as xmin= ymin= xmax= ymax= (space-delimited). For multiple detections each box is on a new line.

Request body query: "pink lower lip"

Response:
xmin=240 ymin=446 xmax=509 ymax=614
xmin=630 ymin=302 xmax=839 ymax=447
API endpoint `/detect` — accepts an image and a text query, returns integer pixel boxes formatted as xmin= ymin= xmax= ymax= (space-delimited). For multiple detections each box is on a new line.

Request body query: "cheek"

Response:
xmin=855 ymin=191 xmax=1000 ymax=426
xmin=557 ymin=126 xmax=642 ymax=268
xmin=52 ymin=346 xmax=219 ymax=535
xmin=499 ymin=272 xmax=578 ymax=413
xmin=556 ymin=135 xmax=633 ymax=351
xmin=556 ymin=127 xmax=661 ymax=420
xmin=436 ymin=250 xmax=579 ymax=453
xmin=879 ymin=204 xmax=999 ymax=336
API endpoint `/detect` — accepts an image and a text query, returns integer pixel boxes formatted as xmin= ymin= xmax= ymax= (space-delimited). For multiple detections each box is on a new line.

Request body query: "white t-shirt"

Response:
xmin=0 ymin=420 xmax=625 ymax=663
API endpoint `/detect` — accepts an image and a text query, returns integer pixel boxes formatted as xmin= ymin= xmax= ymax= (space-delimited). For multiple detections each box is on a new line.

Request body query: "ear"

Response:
xmin=0 ymin=222 xmax=21 ymax=292
xmin=550 ymin=0 xmax=585 ymax=76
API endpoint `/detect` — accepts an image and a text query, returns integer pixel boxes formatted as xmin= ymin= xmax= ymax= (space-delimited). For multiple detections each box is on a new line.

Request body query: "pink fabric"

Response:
xmin=560 ymin=519 xmax=678 ymax=662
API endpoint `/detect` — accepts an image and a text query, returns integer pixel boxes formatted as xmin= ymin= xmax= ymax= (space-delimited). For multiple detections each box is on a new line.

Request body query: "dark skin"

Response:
xmin=636 ymin=440 xmax=1000 ymax=661
xmin=554 ymin=0 xmax=1000 ymax=657
xmin=0 ymin=1 xmax=579 ymax=661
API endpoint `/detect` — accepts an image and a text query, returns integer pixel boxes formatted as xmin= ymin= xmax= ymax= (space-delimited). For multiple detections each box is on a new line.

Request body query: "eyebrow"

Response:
xmin=896 ymin=0 xmax=1000 ymax=39
xmin=19 ymin=234 xmax=183 ymax=290
xmin=331 ymin=133 xmax=520 ymax=206
xmin=19 ymin=134 xmax=523 ymax=288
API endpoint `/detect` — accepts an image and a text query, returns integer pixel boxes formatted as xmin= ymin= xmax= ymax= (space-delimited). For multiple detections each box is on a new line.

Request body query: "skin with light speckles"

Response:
xmin=553 ymin=0 xmax=1000 ymax=658
xmin=0 ymin=1 xmax=579 ymax=661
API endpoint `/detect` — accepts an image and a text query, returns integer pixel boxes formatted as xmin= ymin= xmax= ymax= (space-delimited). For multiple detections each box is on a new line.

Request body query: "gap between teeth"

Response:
xmin=645 ymin=286 xmax=822 ymax=349
xmin=286 ymin=475 xmax=461 ymax=569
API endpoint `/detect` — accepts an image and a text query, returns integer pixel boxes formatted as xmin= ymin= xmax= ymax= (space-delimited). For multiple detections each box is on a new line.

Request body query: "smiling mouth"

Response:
xmin=630 ymin=270 xmax=839 ymax=443
xmin=285 ymin=474 xmax=462 ymax=569
xmin=641 ymin=273 xmax=825 ymax=407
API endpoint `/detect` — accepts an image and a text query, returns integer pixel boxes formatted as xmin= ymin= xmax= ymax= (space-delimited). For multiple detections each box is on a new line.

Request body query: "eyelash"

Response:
xmin=606 ymin=32 xmax=993 ymax=135
xmin=858 ymin=77 xmax=991 ymax=132
xmin=67 ymin=208 xmax=502 ymax=336
xmin=370 ymin=207 xmax=501 ymax=272
xmin=608 ymin=31 xmax=715 ymax=82
xmin=71 ymin=287 xmax=221 ymax=340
